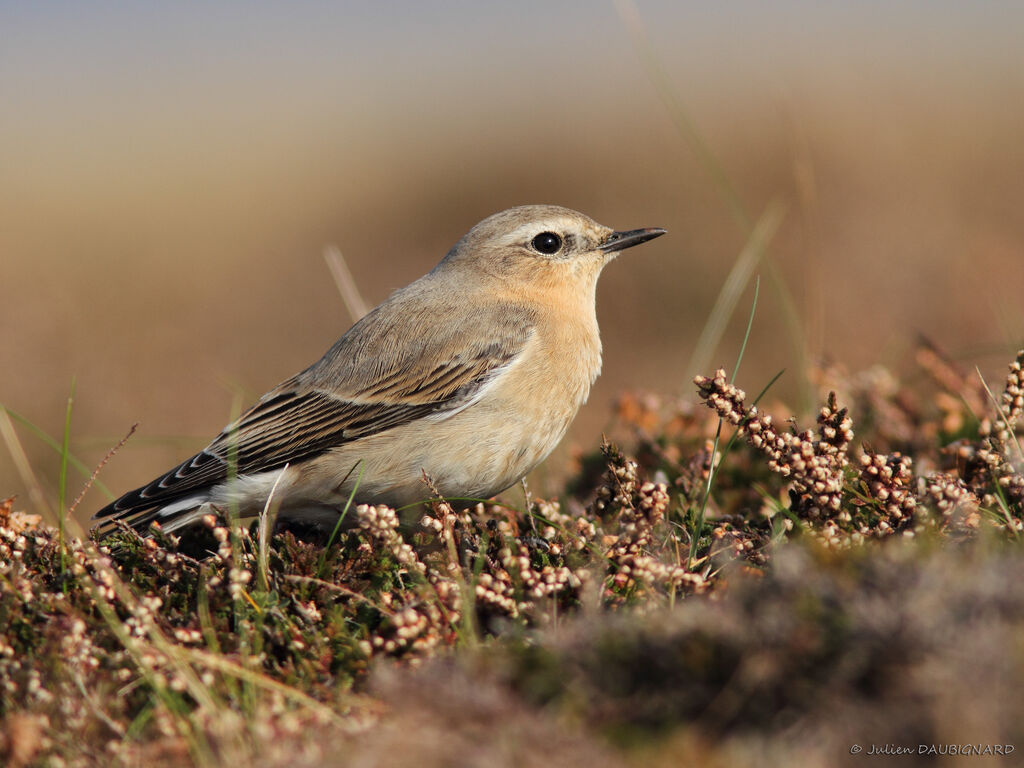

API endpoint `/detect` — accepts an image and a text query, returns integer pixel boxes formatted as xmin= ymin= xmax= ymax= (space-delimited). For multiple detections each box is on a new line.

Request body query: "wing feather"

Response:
xmin=94 ymin=296 xmax=535 ymax=525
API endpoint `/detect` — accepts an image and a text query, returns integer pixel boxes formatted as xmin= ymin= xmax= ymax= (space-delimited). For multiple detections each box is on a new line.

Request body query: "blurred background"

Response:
xmin=3 ymin=1 xmax=1023 ymax=529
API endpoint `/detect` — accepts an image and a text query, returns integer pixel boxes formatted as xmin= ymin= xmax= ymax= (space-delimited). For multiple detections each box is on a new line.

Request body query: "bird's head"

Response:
xmin=438 ymin=205 xmax=666 ymax=290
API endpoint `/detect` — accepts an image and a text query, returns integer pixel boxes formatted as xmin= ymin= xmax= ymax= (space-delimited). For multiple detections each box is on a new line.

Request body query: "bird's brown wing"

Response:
xmin=93 ymin=300 xmax=536 ymax=525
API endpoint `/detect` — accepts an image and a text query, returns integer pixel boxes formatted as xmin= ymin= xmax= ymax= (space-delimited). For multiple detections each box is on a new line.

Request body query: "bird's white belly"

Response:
xmin=322 ymin=390 xmax=579 ymax=507
xmin=283 ymin=342 xmax=597 ymax=515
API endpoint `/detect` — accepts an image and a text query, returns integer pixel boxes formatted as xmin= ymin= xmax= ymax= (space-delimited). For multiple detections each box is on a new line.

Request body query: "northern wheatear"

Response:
xmin=94 ymin=205 xmax=665 ymax=532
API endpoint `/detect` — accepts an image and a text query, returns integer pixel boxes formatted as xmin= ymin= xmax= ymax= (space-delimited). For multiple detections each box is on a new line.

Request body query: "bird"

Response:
xmin=93 ymin=205 xmax=665 ymax=534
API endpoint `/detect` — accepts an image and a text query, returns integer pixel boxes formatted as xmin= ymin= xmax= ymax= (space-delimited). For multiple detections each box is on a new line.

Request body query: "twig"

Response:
xmin=68 ymin=423 xmax=138 ymax=517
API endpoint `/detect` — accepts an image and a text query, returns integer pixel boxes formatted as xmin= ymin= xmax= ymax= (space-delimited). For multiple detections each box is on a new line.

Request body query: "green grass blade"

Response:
xmin=614 ymin=0 xmax=751 ymax=230
xmin=3 ymin=405 xmax=115 ymax=499
xmin=317 ymin=460 xmax=365 ymax=579
xmin=732 ymin=277 xmax=760 ymax=385
xmin=0 ymin=403 xmax=57 ymax=522
xmin=688 ymin=201 xmax=785 ymax=380
xmin=688 ymin=277 xmax=762 ymax=569
xmin=58 ymin=378 xmax=76 ymax=572
xmin=615 ymin=1 xmax=808 ymax=398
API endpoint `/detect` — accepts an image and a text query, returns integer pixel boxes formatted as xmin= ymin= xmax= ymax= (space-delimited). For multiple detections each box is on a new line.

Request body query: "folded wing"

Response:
xmin=93 ymin=296 xmax=535 ymax=529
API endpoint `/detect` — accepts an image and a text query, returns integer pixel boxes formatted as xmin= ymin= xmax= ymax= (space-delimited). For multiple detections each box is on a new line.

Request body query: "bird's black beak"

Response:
xmin=598 ymin=227 xmax=667 ymax=253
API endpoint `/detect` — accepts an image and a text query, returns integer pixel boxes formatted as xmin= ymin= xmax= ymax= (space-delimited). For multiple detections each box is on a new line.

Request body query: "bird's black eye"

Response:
xmin=531 ymin=232 xmax=563 ymax=255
